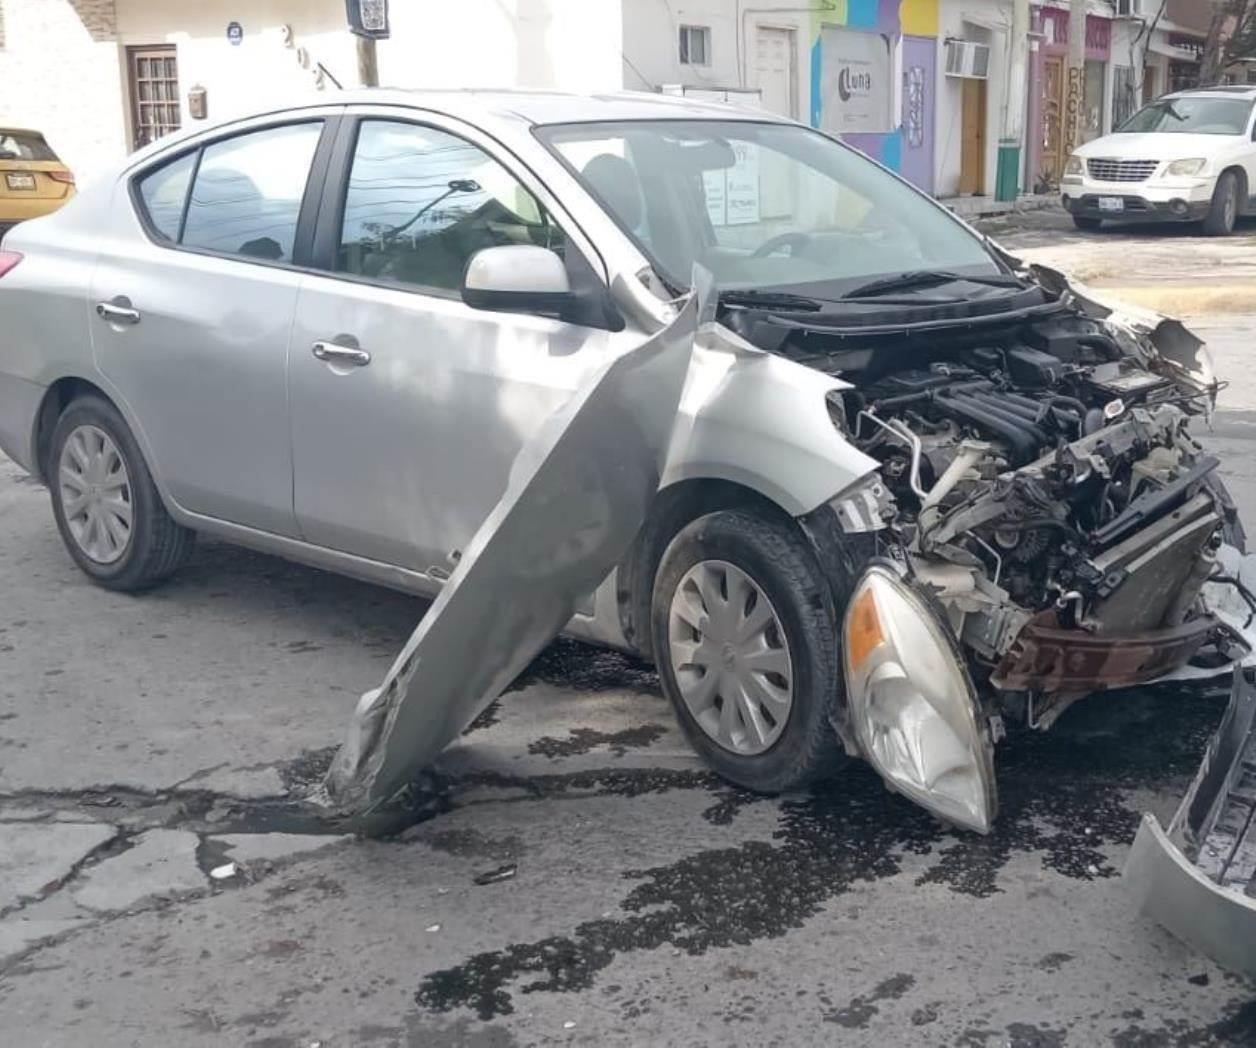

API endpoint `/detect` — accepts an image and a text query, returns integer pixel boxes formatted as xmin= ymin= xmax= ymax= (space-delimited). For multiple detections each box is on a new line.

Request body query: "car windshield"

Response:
xmin=0 ymin=131 xmax=56 ymax=162
xmin=1117 ymin=97 xmax=1254 ymax=135
xmin=537 ymin=119 xmax=999 ymax=292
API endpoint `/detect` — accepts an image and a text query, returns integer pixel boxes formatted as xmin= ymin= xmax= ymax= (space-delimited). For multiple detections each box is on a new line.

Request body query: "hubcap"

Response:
xmin=58 ymin=425 xmax=133 ymax=565
xmin=667 ymin=559 xmax=794 ymax=756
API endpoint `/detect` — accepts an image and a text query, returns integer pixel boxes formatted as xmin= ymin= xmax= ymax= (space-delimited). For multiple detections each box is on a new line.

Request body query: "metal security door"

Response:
xmin=127 ymin=46 xmax=181 ymax=150
xmin=1041 ymin=56 xmax=1065 ymax=186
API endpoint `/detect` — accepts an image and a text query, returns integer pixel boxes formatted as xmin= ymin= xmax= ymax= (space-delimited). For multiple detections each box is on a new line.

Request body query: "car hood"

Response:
xmin=1075 ymin=132 xmax=1239 ymax=161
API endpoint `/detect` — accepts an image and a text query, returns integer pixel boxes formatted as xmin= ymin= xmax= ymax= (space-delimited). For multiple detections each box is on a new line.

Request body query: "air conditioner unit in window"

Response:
xmin=1115 ymin=0 xmax=1144 ymax=16
xmin=944 ymin=40 xmax=990 ymax=79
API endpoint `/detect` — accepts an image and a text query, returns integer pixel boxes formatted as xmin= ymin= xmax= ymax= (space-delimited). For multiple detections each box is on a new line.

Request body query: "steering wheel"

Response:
xmin=750 ymin=231 xmax=812 ymax=259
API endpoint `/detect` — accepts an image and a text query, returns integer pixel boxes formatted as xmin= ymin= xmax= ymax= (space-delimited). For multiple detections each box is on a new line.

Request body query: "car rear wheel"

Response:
xmin=49 ymin=396 xmax=194 ymax=591
xmin=1202 ymin=172 xmax=1239 ymax=237
xmin=651 ymin=508 xmax=845 ymax=793
xmin=1072 ymin=215 xmax=1102 ymax=231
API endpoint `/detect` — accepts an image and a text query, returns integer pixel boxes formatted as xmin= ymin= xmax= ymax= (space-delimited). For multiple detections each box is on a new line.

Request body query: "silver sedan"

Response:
xmin=1 ymin=90 xmax=1242 ymax=835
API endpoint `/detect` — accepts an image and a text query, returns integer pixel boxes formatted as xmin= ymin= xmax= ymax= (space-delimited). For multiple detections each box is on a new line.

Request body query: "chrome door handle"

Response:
xmin=96 ymin=302 xmax=141 ymax=325
xmin=312 ymin=341 xmax=371 ymax=367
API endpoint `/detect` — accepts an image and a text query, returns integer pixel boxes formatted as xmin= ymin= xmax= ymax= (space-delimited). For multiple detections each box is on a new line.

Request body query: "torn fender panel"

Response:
xmin=324 ymin=289 xmax=699 ymax=823
xmin=1026 ymin=261 xmax=1217 ymax=396
xmin=1125 ymin=668 xmax=1256 ymax=978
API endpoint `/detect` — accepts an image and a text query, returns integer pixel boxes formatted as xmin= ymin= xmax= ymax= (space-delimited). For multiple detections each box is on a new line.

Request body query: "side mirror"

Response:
xmin=462 ymin=245 xmax=572 ymax=315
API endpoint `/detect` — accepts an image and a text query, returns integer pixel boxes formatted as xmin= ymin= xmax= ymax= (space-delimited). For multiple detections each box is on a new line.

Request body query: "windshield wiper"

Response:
xmin=717 ymin=289 xmax=823 ymax=312
xmin=842 ymin=269 xmax=1024 ymax=299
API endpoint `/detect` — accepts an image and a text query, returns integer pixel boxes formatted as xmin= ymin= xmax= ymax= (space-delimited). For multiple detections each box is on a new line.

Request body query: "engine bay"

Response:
xmin=741 ymin=302 xmax=1247 ymax=726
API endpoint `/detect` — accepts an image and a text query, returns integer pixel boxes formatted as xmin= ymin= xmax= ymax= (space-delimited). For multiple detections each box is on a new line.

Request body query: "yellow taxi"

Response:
xmin=0 ymin=127 xmax=75 ymax=240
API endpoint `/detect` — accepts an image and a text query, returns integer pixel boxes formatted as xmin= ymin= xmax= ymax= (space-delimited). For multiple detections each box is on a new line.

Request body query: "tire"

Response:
xmin=650 ymin=508 xmax=845 ymax=793
xmin=1072 ymin=215 xmax=1102 ymax=231
xmin=48 ymin=395 xmax=194 ymax=591
xmin=1203 ymin=172 xmax=1239 ymax=237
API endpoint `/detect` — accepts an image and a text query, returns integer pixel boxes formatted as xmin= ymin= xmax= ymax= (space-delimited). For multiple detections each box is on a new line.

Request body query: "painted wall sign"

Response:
xmin=226 ymin=21 xmax=243 ymax=46
xmin=819 ymin=28 xmax=893 ymax=135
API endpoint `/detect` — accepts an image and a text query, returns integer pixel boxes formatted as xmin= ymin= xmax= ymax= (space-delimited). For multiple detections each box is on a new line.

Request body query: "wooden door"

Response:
xmin=1142 ymin=65 xmax=1157 ymax=104
xmin=127 ymin=45 xmax=181 ymax=151
xmin=959 ymin=78 xmax=987 ymax=196
xmin=1041 ymin=56 xmax=1065 ymax=186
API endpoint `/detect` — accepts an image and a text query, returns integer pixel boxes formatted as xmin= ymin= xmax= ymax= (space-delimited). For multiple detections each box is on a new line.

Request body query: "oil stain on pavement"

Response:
xmin=414 ymin=680 xmax=1240 ymax=1023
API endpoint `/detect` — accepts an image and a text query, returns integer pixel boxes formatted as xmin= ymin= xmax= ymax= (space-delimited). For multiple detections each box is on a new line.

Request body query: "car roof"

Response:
xmin=0 ymin=127 xmax=47 ymax=138
xmin=1163 ymin=85 xmax=1256 ymax=100
xmin=334 ymin=87 xmax=790 ymax=126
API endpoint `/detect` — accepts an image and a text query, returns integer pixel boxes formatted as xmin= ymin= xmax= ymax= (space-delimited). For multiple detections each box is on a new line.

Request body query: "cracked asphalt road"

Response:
xmin=5 ymin=226 xmax=1256 ymax=1045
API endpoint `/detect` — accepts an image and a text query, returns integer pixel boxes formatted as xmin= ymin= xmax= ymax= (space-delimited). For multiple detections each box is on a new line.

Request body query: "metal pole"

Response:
xmin=356 ymin=35 xmax=379 ymax=88
xmin=997 ymin=0 xmax=1032 ymax=201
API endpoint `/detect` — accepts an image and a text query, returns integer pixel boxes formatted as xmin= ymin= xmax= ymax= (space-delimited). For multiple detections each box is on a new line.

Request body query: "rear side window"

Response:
xmin=133 ymin=121 xmax=322 ymax=263
xmin=137 ymin=151 xmax=196 ymax=241
xmin=0 ymin=132 xmax=57 ymax=162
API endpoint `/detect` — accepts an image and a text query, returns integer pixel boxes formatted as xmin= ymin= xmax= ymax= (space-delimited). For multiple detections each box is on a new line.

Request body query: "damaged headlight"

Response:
xmin=842 ymin=565 xmax=997 ymax=833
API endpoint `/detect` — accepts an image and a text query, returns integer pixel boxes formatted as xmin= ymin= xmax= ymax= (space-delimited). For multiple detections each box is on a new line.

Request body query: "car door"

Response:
xmin=287 ymin=111 xmax=625 ymax=576
xmin=90 ymin=114 xmax=337 ymax=536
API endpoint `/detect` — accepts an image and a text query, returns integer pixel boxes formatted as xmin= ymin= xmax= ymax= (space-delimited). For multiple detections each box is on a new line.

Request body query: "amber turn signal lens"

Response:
xmin=846 ymin=586 xmax=884 ymax=671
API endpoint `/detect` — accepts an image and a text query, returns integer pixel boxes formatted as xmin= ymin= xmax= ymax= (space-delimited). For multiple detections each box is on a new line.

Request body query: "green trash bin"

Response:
xmin=995 ymin=139 xmax=1020 ymax=203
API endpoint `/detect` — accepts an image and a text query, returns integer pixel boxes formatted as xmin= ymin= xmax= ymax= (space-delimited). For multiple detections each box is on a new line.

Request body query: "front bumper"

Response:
xmin=1061 ymin=175 xmax=1214 ymax=223
xmin=1125 ymin=667 xmax=1256 ymax=977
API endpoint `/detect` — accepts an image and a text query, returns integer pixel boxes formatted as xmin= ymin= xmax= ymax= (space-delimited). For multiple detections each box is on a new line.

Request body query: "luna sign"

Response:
xmin=820 ymin=27 xmax=892 ymax=134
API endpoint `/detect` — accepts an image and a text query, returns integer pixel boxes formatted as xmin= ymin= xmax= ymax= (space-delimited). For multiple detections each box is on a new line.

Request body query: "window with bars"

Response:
xmin=679 ymin=25 xmax=711 ymax=66
xmin=128 ymin=46 xmax=181 ymax=151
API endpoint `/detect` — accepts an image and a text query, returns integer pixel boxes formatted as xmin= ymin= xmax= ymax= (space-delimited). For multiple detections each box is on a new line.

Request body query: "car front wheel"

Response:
xmin=49 ymin=396 xmax=194 ymax=591
xmin=1203 ymin=172 xmax=1239 ymax=236
xmin=651 ymin=508 xmax=845 ymax=793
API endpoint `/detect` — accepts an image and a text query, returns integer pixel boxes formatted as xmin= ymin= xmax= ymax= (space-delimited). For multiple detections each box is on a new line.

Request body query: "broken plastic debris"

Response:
xmin=321 ymin=284 xmax=699 ymax=828
xmin=563 ymin=1022 xmax=576 ymax=1030
xmin=209 ymin=862 xmax=240 ymax=880
xmin=473 ymin=863 xmax=517 ymax=886
xmin=425 ymin=923 xmax=441 ymax=933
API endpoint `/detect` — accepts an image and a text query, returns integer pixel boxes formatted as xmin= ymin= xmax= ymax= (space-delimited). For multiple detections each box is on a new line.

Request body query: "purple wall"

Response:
xmin=899 ymin=35 xmax=935 ymax=193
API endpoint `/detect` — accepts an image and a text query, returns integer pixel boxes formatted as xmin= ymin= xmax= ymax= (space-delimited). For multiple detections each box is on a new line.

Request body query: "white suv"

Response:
xmin=1061 ymin=86 xmax=1256 ymax=235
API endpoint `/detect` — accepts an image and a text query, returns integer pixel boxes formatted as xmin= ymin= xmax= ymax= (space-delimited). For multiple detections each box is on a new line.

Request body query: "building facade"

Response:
xmin=0 ymin=0 xmax=1218 ymax=201
xmin=0 ymin=0 xmax=624 ymax=177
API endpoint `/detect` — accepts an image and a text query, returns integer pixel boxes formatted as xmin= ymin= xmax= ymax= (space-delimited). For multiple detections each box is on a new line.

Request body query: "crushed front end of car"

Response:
xmin=723 ymin=262 xmax=1253 ymax=835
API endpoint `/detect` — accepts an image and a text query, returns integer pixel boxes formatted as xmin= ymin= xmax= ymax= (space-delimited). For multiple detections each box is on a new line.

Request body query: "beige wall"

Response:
xmin=0 ymin=0 xmax=128 ymax=178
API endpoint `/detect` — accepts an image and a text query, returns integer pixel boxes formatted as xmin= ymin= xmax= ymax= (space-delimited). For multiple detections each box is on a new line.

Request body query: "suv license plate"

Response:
xmin=1098 ymin=196 xmax=1124 ymax=212
xmin=5 ymin=173 xmax=36 ymax=191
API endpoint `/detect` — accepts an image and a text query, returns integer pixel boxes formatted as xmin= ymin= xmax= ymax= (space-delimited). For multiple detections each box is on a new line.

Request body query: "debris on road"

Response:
xmin=472 ymin=863 xmax=517 ymax=886
xmin=209 ymin=862 xmax=240 ymax=881
xmin=1126 ymin=666 xmax=1256 ymax=978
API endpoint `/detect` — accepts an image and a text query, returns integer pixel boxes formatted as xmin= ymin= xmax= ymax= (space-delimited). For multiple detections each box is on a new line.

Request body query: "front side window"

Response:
xmin=336 ymin=120 xmax=565 ymax=293
xmin=540 ymin=119 xmax=997 ymax=292
xmin=1118 ymin=96 xmax=1255 ymax=135
xmin=179 ymin=122 xmax=322 ymax=262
